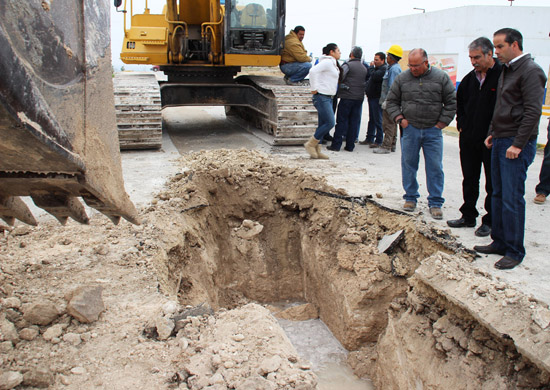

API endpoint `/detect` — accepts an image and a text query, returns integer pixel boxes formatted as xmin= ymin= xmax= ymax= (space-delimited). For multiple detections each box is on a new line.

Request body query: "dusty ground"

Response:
xmin=1 ymin=71 xmax=549 ymax=389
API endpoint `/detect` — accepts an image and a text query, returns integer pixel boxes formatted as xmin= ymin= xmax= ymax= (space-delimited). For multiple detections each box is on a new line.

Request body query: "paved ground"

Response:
xmin=123 ymin=104 xmax=549 ymax=307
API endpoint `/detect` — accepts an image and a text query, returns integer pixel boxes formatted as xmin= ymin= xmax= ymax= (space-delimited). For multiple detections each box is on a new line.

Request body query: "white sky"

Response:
xmin=110 ymin=0 xmax=550 ymax=69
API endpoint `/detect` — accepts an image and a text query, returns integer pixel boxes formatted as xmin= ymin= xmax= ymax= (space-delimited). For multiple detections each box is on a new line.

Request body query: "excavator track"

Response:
xmin=231 ymin=76 xmax=317 ymax=145
xmin=113 ymin=73 xmax=163 ymax=150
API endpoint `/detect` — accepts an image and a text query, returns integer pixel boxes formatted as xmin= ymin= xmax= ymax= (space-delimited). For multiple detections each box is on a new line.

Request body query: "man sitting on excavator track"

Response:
xmin=279 ymin=26 xmax=312 ymax=86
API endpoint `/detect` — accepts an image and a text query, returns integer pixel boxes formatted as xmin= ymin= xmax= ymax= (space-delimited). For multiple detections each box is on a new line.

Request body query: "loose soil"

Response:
xmin=1 ymin=149 xmax=549 ymax=389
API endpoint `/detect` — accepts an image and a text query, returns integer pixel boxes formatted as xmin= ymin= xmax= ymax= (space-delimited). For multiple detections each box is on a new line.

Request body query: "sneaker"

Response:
xmin=534 ymin=193 xmax=547 ymax=204
xmin=373 ymin=148 xmax=390 ymax=154
xmin=403 ymin=201 xmax=416 ymax=212
xmin=429 ymin=207 xmax=443 ymax=220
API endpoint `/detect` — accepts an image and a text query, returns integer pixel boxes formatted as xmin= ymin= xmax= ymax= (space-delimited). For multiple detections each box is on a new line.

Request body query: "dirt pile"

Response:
xmin=2 ymin=148 xmax=547 ymax=389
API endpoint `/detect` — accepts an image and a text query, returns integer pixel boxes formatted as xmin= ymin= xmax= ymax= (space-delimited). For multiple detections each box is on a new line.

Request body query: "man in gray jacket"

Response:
xmin=473 ymin=28 xmax=546 ymax=270
xmin=386 ymin=48 xmax=456 ymax=219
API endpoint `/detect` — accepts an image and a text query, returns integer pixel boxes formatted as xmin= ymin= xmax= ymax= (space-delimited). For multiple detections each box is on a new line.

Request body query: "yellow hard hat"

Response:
xmin=387 ymin=45 xmax=403 ymax=59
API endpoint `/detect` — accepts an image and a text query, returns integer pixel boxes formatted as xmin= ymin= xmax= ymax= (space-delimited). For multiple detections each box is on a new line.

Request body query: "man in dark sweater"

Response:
xmin=447 ymin=37 xmax=502 ymax=237
xmin=328 ymin=46 xmax=368 ymax=152
xmin=474 ymin=28 xmax=547 ymax=270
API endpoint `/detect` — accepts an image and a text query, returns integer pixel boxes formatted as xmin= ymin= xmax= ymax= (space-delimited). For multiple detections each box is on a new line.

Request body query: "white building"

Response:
xmin=380 ymin=6 xmax=550 ymax=84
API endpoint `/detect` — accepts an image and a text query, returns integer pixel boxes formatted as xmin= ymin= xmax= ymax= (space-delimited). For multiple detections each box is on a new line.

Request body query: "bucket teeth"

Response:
xmin=0 ymin=196 xmax=38 ymax=226
xmin=32 ymin=195 xmax=90 ymax=225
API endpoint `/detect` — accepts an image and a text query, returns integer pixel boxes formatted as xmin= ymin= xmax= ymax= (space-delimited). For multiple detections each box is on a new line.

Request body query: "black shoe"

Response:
xmin=359 ymin=140 xmax=372 ymax=145
xmin=447 ymin=218 xmax=475 ymax=228
xmin=344 ymin=147 xmax=354 ymax=152
xmin=475 ymin=224 xmax=491 ymax=237
xmin=494 ymin=256 xmax=521 ymax=270
xmin=473 ymin=244 xmax=505 ymax=256
xmin=326 ymin=145 xmax=340 ymax=151
xmin=323 ymin=134 xmax=334 ymax=142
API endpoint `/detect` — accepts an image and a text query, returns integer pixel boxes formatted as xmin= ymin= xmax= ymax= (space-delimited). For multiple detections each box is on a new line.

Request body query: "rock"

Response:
xmin=275 ymin=304 xmax=318 ymax=321
xmin=209 ymin=372 xmax=226 ymax=386
xmin=235 ymin=221 xmax=264 ymax=239
xmin=62 ymin=332 xmax=82 ymax=345
xmin=93 ymin=245 xmax=110 ymax=256
xmin=162 ymin=301 xmax=179 ymax=316
xmin=22 ymin=300 xmax=59 ymax=326
xmin=66 ymin=286 xmax=104 ymax=323
xmin=0 ymin=371 xmax=23 ymax=390
xmin=43 ymin=324 xmax=64 ymax=341
xmin=377 ymin=230 xmax=405 ymax=254
xmin=70 ymin=367 xmax=86 ymax=375
xmin=238 ymin=376 xmax=276 ymax=390
xmin=156 ymin=317 xmax=175 ymax=340
xmin=22 ymin=366 xmax=54 ymax=388
xmin=342 ymin=233 xmax=362 ymax=244
xmin=0 ymin=341 xmax=13 ymax=353
xmin=2 ymin=297 xmax=21 ymax=310
xmin=12 ymin=225 xmax=31 ymax=236
xmin=59 ymin=375 xmax=70 ymax=385
xmin=0 ymin=317 xmax=18 ymax=343
xmin=259 ymin=355 xmax=282 ymax=375
xmin=19 ymin=327 xmax=39 ymax=341
xmin=232 ymin=333 xmax=245 ymax=342
xmin=532 ymin=306 xmax=550 ymax=330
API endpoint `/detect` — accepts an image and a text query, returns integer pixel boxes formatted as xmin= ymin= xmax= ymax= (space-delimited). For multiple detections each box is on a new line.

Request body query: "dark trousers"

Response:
xmin=366 ymin=98 xmax=383 ymax=145
xmin=535 ymin=120 xmax=550 ymax=196
xmin=331 ymin=99 xmax=363 ymax=151
xmin=458 ymin=136 xmax=493 ymax=226
xmin=491 ymin=137 xmax=536 ymax=262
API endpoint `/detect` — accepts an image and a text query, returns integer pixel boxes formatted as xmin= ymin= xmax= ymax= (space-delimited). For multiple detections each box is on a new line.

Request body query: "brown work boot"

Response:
xmin=315 ymin=144 xmax=329 ymax=159
xmin=534 ymin=193 xmax=547 ymax=204
xmin=429 ymin=207 xmax=443 ymax=220
xmin=304 ymin=136 xmax=319 ymax=159
xmin=403 ymin=201 xmax=416 ymax=212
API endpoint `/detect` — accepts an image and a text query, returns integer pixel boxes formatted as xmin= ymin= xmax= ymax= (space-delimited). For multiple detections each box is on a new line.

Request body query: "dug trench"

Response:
xmin=1 ymin=149 xmax=549 ymax=389
xmin=146 ymin=149 xmax=550 ymax=389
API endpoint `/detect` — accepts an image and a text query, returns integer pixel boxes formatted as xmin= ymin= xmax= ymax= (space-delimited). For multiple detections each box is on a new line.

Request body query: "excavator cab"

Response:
xmin=224 ymin=0 xmax=285 ymax=66
xmin=225 ymin=0 xmax=284 ymax=56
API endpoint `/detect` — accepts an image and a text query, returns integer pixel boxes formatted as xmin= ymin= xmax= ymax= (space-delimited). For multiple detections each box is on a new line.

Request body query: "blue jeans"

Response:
xmin=535 ymin=120 xmax=550 ymax=196
xmin=331 ymin=99 xmax=363 ymax=151
xmin=279 ymin=62 xmax=312 ymax=82
xmin=491 ymin=137 xmax=536 ymax=261
xmin=312 ymin=94 xmax=335 ymax=141
xmin=366 ymin=98 xmax=383 ymax=145
xmin=401 ymin=125 xmax=444 ymax=207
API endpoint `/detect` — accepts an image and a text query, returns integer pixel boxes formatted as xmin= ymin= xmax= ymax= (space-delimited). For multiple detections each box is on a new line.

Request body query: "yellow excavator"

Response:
xmin=114 ymin=0 xmax=317 ymax=148
xmin=0 ymin=0 xmax=139 ymax=226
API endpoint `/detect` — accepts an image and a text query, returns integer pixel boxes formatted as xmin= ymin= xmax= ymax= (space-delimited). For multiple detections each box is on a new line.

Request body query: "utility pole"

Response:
xmin=351 ymin=0 xmax=359 ymax=48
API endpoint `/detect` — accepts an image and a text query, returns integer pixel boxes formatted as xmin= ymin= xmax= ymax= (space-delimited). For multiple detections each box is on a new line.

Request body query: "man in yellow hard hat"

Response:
xmin=374 ymin=44 xmax=403 ymax=154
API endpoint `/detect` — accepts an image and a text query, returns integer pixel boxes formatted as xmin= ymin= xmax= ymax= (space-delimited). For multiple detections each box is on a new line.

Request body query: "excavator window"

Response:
xmin=225 ymin=0 xmax=282 ymax=54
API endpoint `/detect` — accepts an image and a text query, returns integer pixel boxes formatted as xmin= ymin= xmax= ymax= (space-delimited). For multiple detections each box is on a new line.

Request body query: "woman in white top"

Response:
xmin=304 ymin=43 xmax=341 ymax=159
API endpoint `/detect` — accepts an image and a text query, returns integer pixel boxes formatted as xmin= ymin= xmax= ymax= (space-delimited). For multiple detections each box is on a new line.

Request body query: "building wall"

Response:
xmin=380 ymin=6 xmax=550 ymax=83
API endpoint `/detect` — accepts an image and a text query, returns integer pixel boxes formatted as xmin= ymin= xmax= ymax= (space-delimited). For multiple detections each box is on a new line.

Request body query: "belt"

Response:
xmin=316 ymin=93 xmax=334 ymax=98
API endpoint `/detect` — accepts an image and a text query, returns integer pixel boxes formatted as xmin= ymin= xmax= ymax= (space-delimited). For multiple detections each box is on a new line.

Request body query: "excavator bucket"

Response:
xmin=0 ymin=0 xmax=139 ymax=226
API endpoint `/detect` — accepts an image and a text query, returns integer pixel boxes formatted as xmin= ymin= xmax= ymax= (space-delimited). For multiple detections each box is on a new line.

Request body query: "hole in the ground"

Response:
xmin=147 ymin=149 xmax=455 ymax=384
xmin=146 ymin=150 xmax=550 ymax=389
